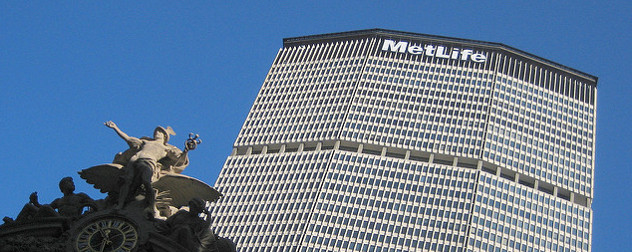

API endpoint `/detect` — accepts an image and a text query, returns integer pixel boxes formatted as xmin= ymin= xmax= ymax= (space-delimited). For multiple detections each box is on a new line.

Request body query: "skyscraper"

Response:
xmin=211 ymin=29 xmax=596 ymax=252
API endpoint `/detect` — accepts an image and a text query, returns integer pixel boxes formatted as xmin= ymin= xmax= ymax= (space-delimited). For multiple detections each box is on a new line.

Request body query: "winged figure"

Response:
xmin=79 ymin=164 xmax=221 ymax=207
xmin=79 ymin=122 xmax=221 ymax=218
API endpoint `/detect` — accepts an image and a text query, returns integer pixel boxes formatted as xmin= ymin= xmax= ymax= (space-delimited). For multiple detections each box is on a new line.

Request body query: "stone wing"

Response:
xmin=152 ymin=174 xmax=222 ymax=208
xmin=78 ymin=164 xmax=124 ymax=193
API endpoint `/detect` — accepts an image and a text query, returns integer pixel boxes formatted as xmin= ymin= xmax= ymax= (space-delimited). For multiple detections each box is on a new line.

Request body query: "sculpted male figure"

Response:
xmin=104 ymin=121 xmax=189 ymax=215
xmin=158 ymin=198 xmax=214 ymax=251
xmin=51 ymin=177 xmax=95 ymax=218
xmin=6 ymin=177 xmax=94 ymax=223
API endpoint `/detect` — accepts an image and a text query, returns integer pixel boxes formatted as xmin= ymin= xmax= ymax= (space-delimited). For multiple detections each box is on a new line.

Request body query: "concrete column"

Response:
xmin=316 ymin=142 xmax=322 ymax=151
xmin=381 ymin=147 xmax=387 ymax=157
xmin=553 ymin=187 xmax=558 ymax=196
xmin=279 ymin=145 xmax=286 ymax=153
xmin=453 ymin=157 xmax=459 ymax=167
xmin=334 ymin=141 xmax=341 ymax=150
xmin=405 ymin=150 xmax=410 ymax=160
xmin=496 ymin=167 xmax=502 ymax=177
xmin=261 ymin=146 xmax=268 ymax=154
xmin=570 ymin=192 xmax=575 ymax=202
xmin=358 ymin=144 xmax=364 ymax=154
xmin=477 ymin=161 xmax=483 ymax=170
xmin=533 ymin=180 xmax=539 ymax=190
xmin=429 ymin=154 xmax=435 ymax=163
xmin=514 ymin=173 xmax=520 ymax=183
xmin=231 ymin=148 xmax=237 ymax=156
xmin=298 ymin=143 xmax=304 ymax=152
xmin=246 ymin=147 xmax=253 ymax=155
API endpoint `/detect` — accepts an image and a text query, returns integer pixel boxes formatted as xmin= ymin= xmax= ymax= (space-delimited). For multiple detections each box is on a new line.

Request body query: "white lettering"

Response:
xmin=471 ymin=53 xmax=487 ymax=63
xmin=451 ymin=49 xmax=460 ymax=60
xmin=381 ymin=39 xmax=486 ymax=63
xmin=407 ymin=45 xmax=424 ymax=55
xmin=460 ymin=50 xmax=473 ymax=60
xmin=424 ymin=45 xmax=436 ymax=56
xmin=382 ymin=39 xmax=408 ymax=53
xmin=436 ymin=46 xmax=450 ymax=59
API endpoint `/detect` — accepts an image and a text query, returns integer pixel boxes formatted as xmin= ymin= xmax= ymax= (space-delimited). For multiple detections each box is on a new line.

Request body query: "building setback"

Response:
xmin=211 ymin=29 xmax=597 ymax=252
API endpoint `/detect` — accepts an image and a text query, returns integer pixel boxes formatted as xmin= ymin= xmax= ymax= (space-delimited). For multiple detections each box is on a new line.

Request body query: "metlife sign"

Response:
xmin=381 ymin=39 xmax=488 ymax=63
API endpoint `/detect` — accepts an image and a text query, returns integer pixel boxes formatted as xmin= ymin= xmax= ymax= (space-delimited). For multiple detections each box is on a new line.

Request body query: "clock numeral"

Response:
xmin=77 ymin=247 xmax=91 ymax=252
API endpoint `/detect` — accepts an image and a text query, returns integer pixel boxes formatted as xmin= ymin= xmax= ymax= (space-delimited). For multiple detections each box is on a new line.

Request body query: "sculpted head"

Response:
xmin=154 ymin=126 xmax=175 ymax=144
xmin=59 ymin=177 xmax=75 ymax=194
xmin=188 ymin=198 xmax=206 ymax=214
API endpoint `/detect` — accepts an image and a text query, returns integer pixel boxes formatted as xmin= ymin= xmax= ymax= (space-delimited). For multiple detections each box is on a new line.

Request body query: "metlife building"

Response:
xmin=211 ymin=29 xmax=597 ymax=252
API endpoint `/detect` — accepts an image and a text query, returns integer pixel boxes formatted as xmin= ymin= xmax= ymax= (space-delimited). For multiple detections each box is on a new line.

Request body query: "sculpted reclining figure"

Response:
xmin=4 ymin=177 xmax=94 ymax=223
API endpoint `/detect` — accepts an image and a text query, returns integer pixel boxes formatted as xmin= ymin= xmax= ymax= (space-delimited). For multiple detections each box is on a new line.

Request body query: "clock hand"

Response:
xmin=90 ymin=229 xmax=107 ymax=249
xmin=98 ymin=228 xmax=108 ymax=240
xmin=100 ymin=229 xmax=113 ymax=249
xmin=109 ymin=232 xmax=123 ymax=239
xmin=99 ymin=239 xmax=106 ymax=252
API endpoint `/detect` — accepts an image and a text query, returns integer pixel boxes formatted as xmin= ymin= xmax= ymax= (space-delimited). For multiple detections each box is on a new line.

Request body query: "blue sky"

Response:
xmin=1 ymin=1 xmax=630 ymax=250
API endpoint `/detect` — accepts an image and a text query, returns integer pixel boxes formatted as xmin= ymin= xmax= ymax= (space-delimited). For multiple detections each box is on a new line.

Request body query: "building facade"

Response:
xmin=211 ymin=29 xmax=597 ymax=252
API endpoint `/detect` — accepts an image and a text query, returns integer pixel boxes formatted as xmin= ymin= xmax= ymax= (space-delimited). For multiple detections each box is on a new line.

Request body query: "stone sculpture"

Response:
xmin=1 ymin=122 xmax=234 ymax=252
xmin=157 ymin=198 xmax=212 ymax=251
xmin=4 ymin=177 xmax=94 ymax=223
xmin=106 ymin=121 xmax=189 ymax=215
xmin=79 ymin=122 xmax=220 ymax=219
xmin=157 ymin=198 xmax=236 ymax=252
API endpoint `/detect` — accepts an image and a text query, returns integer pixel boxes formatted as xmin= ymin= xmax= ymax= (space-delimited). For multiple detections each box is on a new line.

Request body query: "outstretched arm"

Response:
xmin=104 ymin=121 xmax=133 ymax=141
xmin=104 ymin=121 xmax=141 ymax=148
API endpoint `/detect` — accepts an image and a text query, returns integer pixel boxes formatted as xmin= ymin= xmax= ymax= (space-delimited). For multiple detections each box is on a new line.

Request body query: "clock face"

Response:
xmin=75 ymin=217 xmax=138 ymax=252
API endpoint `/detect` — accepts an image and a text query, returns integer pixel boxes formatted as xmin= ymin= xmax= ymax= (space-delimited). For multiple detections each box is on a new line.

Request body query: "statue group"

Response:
xmin=0 ymin=122 xmax=236 ymax=252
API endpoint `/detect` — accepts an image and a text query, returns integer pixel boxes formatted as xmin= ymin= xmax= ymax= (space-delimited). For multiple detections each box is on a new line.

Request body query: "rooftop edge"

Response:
xmin=283 ymin=28 xmax=598 ymax=85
